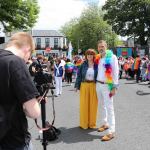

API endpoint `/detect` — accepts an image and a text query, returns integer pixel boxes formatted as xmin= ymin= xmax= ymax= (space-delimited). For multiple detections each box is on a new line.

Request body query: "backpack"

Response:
xmin=0 ymin=105 xmax=16 ymax=140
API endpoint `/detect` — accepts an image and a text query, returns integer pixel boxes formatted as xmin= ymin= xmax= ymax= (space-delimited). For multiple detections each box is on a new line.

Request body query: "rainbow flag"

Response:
xmin=65 ymin=62 xmax=74 ymax=72
xmin=74 ymin=59 xmax=83 ymax=73
xmin=75 ymin=59 xmax=83 ymax=67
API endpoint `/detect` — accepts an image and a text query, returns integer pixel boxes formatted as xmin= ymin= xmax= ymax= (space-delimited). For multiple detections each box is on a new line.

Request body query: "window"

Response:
xmin=36 ymin=38 xmax=41 ymax=49
xmin=0 ymin=37 xmax=5 ymax=44
xmin=45 ymin=38 xmax=50 ymax=48
xmin=54 ymin=38 xmax=58 ymax=49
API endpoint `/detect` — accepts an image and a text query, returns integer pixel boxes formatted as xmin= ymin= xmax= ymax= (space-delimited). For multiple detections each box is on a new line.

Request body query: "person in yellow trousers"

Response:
xmin=75 ymin=49 xmax=98 ymax=129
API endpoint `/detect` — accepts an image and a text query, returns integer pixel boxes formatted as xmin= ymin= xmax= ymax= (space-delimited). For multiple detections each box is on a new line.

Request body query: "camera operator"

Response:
xmin=0 ymin=32 xmax=41 ymax=149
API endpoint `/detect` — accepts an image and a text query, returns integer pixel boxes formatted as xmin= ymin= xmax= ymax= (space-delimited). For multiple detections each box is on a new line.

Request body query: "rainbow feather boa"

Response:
xmin=95 ymin=50 xmax=113 ymax=91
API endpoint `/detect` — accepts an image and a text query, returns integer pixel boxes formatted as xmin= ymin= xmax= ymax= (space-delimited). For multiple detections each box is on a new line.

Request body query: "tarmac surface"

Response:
xmin=28 ymin=79 xmax=150 ymax=150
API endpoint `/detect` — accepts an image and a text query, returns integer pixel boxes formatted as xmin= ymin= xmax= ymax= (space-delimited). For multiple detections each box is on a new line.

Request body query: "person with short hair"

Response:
xmin=96 ymin=40 xmax=119 ymax=141
xmin=0 ymin=32 xmax=41 ymax=149
xmin=133 ymin=55 xmax=141 ymax=83
xmin=65 ymin=58 xmax=74 ymax=85
xmin=54 ymin=58 xmax=65 ymax=97
xmin=75 ymin=49 xmax=98 ymax=129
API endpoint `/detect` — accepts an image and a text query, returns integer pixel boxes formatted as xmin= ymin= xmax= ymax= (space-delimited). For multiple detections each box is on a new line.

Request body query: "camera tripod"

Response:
xmin=37 ymin=84 xmax=56 ymax=150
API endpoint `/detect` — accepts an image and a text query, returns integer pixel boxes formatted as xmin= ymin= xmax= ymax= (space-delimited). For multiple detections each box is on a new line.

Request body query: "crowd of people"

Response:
xmin=1 ymin=31 xmax=150 ymax=149
xmin=27 ymin=40 xmax=150 ymax=143
xmin=18 ymin=39 xmax=119 ymax=144
xmin=27 ymin=53 xmax=83 ymax=97
xmin=118 ymin=54 xmax=150 ymax=84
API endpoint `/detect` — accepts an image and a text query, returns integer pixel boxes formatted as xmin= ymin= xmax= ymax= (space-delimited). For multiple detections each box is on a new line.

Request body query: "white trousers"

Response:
xmin=55 ymin=76 xmax=62 ymax=95
xmin=96 ymin=83 xmax=115 ymax=133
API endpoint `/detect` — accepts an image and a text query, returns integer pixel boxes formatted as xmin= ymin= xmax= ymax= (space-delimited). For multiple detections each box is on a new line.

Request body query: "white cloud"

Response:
xmin=34 ymin=0 xmax=106 ymax=30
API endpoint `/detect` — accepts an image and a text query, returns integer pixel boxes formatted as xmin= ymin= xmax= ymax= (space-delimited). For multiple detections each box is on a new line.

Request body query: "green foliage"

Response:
xmin=103 ymin=0 xmax=150 ymax=45
xmin=60 ymin=4 xmax=120 ymax=53
xmin=0 ymin=0 xmax=39 ymax=32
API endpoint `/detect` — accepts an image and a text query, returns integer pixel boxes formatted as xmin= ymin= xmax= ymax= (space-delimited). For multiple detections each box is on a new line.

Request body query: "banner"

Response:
xmin=67 ymin=42 xmax=73 ymax=60
xmin=117 ymin=47 xmax=132 ymax=57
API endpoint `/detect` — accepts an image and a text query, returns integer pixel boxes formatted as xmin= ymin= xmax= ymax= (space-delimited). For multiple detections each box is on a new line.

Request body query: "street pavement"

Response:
xmin=28 ymin=79 xmax=150 ymax=150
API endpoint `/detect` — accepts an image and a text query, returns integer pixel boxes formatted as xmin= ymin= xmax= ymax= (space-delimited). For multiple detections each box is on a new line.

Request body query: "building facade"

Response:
xmin=31 ymin=30 xmax=67 ymax=57
xmin=4 ymin=30 xmax=67 ymax=57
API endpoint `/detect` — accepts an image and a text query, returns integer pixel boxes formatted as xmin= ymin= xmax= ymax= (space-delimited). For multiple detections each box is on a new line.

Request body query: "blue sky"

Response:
xmin=34 ymin=0 xmax=106 ymax=30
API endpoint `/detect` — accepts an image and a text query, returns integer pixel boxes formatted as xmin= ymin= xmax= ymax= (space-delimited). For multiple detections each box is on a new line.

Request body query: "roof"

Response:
xmin=32 ymin=30 xmax=64 ymax=37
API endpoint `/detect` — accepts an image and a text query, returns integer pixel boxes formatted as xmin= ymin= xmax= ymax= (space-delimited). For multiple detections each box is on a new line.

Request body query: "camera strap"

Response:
xmin=35 ymin=91 xmax=55 ymax=131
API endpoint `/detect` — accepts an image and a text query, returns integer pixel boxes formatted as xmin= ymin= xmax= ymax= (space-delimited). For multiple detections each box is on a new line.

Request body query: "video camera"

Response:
xmin=33 ymin=62 xmax=55 ymax=95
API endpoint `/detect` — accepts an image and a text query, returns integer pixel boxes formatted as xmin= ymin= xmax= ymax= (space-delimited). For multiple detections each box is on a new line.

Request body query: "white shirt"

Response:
xmin=85 ymin=68 xmax=94 ymax=80
xmin=60 ymin=59 xmax=66 ymax=67
xmin=97 ymin=54 xmax=119 ymax=85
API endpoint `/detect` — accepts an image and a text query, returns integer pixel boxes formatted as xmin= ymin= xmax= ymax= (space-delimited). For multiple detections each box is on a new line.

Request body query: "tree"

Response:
xmin=0 ymin=0 xmax=39 ymax=32
xmin=60 ymin=18 xmax=80 ymax=54
xmin=78 ymin=4 xmax=118 ymax=50
xmin=102 ymin=0 xmax=150 ymax=46
xmin=60 ymin=4 xmax=119 ymax=53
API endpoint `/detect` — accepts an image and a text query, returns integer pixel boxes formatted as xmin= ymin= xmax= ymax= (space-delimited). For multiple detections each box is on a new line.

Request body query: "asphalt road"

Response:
xmin=28 ymin=79 xmax=150 ymax=150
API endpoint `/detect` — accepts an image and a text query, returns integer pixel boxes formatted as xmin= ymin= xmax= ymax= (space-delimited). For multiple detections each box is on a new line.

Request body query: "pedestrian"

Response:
xmin=75 ymin=49 xmax=98 ymax=129
xmin=47 ymin=55 xmax=54 ymax=76
xmin=0 ymin=32 xmax=41 ymax=149
xmin=65 ymin=58 xmax=74 ymax=85
xmin=60 ymin=57 xmax=66 ymax=82
xmin=118 ymin=56 xmax=124 ymax=79
xmin=96 ymin=40 xmax=119 ymax=141
xmin=133 ymin=55 xmax=141 ymax=83
xmin=123 ymin=59 xmax=129 ymax=79
xmin=140 ymin=57 xmax=147 ymax=82
xmin=72 ymin=56 xmax=83 ymax=80
xmin=54 ymin=58 xmax=65 ymax=97
xmin=146 ymin=60 xmax=150 ymax=84
xmin=128 ymin=57 xmax=134 ymax=79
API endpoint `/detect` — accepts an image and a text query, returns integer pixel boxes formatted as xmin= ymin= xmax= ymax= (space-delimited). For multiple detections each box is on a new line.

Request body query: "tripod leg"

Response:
xmin=41 ymin=99 xmax=47 ymax=150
